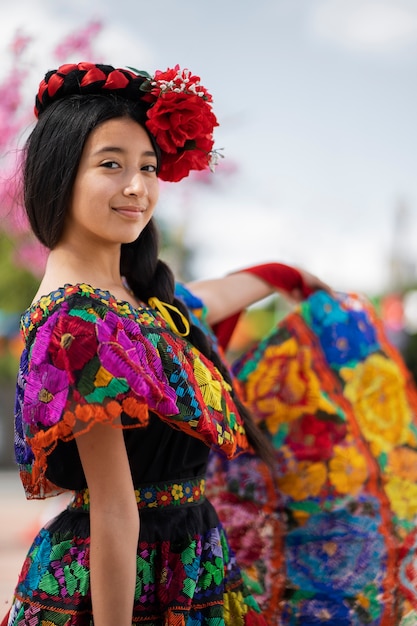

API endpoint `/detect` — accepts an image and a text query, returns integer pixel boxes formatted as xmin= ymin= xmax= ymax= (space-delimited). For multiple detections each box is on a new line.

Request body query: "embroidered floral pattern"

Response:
xmin=16 ymin=284 xmax=251 ymax=499
xmin=205 ymin=291 xmax=417 ymax=624
xmin=69 ymin=476 xmax=206 ymax=511
xmin=11 ymin=517 xmax=266 ymax=624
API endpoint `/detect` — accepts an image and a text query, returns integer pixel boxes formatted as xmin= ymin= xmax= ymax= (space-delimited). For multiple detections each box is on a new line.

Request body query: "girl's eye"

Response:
xmin=101 ymin=161 xmax=119 ymax=169
xmin=142 ymin=164 xmax=158 ymax=173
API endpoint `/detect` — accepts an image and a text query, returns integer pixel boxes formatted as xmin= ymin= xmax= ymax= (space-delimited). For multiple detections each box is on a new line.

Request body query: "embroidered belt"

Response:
xmin=68 ymin=475 xmax=206 ymax=511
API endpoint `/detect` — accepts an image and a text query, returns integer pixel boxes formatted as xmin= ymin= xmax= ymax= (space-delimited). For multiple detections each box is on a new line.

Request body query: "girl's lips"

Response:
xmin=113 ymin=206 xmax=147 ymax=217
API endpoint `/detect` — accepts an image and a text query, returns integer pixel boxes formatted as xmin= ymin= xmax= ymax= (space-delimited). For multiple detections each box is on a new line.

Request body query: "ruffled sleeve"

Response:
xmin=17 ymin=299 xmax=179 ymax=498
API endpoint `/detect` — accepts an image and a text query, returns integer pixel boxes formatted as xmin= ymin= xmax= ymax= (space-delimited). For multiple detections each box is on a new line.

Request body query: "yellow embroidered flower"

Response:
xmin=139 ymin=311 xmax=155 ymax=325
xmin=79 ymin=284 xmax=95 ymax=294
xmin=385 ymin=475 xmax=417 ymax=521
xmin=341 ymin=354 xmax=412 ymax=455
xmin=38 ymin=294 xmax=52 ymax=311
xmin=387 ymin=447 xmax=417 ymax=482
xmin=277 ymin=460 xmax=327 ymax=500
xmin=244 ymin=338 xmax=331 ymax=434
xmin=171 ymin=484 xmax=184 ymax=500
xmin=224 ymin=588 xmax=248 ymax=620
xmin=117 ymin=303 xmax=133 ymax=316
xmin=328 ymin=443 xmax=368 ymax=495
xmin=193 ymin=356 xmax=223 ymax=410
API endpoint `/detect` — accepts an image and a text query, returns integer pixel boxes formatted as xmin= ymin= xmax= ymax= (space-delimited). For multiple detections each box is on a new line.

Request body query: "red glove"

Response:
xmin=213 ymin=263 xmax=312 ymax=350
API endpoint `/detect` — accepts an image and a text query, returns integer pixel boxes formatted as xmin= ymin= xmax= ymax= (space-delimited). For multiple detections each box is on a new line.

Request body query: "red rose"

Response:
xmin=158 ymin=140 xmax=213 ymax=182
xmin=146 ymin=92 xmax=218 ymax=154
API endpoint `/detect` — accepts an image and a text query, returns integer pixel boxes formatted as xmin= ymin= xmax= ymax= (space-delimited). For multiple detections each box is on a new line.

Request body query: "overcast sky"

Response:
xmin=2 ymin=0 xmax=417 ymax=295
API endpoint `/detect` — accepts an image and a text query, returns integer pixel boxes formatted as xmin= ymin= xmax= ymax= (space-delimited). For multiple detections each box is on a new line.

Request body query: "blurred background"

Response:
xmin=1 ymin=0 xmax=417 ymax=467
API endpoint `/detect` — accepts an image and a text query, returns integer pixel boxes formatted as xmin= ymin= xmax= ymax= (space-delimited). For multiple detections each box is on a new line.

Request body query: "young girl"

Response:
xmin=3 ymin=62 xmax=325 ymax=626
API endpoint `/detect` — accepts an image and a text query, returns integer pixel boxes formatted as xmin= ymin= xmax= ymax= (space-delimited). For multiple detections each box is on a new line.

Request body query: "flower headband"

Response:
xmin=35 ymin=62 xmax=219 ymax=182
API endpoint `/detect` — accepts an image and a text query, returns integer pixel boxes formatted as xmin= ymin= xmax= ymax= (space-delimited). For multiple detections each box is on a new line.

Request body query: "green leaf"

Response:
xmin=126 ymin=67 xmax=152 ymax=80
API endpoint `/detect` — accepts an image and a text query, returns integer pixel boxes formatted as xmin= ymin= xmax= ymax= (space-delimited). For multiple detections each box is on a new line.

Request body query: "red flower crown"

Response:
xmin=35 ymin=62 xmax=220 ymax=182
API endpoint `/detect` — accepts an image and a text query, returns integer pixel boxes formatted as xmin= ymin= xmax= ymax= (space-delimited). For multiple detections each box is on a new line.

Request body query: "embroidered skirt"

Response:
xmin=5 ymin=476 xmax=267 ymax=625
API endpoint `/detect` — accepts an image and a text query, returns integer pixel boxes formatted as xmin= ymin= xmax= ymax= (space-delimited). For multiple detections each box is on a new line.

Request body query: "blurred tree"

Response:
xmin=0 ymin=233 xmax=39 ymax=312
xmin=0 ymin=23 xmax=104 ymax=396
xmin=0 ymin=22 xmax=104 ymax=300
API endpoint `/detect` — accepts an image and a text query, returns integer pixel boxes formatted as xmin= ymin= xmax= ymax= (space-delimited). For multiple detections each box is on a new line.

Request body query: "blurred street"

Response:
xmin=0 ymin=470 xmax=69 ymax=617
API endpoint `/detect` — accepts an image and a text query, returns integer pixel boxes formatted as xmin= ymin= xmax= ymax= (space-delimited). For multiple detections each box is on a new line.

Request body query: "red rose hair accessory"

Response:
xmin=34 ymin=62 xmax=219 ymax=182
xmin=134 ymin=65 xmax=219 ymax=182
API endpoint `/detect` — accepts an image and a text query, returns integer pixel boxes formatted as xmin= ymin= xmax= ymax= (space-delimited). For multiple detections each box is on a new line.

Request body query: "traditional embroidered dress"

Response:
xmin=205 ymin=289 xmax=417 ymax=625
xmin=5 ymin=284 xmax=267 ymax=626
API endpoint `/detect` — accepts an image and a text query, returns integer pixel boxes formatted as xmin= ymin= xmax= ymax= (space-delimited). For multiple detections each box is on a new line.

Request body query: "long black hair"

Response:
xmin=23 ymin=93 xmax=275 ymax=467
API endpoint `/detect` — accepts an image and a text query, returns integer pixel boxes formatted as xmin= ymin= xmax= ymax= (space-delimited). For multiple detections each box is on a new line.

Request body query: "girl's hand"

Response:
xmin=290 ymin=268 xmax=334 ymax=302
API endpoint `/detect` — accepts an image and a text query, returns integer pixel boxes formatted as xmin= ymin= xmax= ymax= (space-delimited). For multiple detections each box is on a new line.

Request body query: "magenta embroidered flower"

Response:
xmin=96 ymin=311 xmax=178 ymax=415
xmin=23 ymin=362 xmax=69 ymax=427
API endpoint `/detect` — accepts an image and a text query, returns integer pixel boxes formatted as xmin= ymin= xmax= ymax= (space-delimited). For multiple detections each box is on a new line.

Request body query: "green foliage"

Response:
xmin=0 ymin=232 xmax=38 ymax=312
xmin=0 ymin=340 xmax=19 ymax=380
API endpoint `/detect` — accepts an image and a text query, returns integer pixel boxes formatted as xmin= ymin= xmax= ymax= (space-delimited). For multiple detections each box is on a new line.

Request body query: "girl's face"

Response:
xmin=64 ymin=117 xmax=159 ymax=249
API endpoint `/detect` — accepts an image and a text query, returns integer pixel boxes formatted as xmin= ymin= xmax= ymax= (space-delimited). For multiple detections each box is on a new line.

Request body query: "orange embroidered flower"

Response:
xmin=387 ymin=447 xmax=417 ymax=482
xmin=277 ymin=460 xmax=327 ymax=500
xmin=244 ymin=338 xmax=322 ymax=434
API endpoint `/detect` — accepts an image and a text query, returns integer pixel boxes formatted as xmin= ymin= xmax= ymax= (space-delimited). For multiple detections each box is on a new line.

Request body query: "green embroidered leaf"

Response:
xmin=70 ymin=561 xmax=89 ymax=595
xmin=39 ymin=572 xmax=59 ymax=596
xmin=50 ymin=540 xmax=73 ymax=561
xmin=181 ymin=541 xmax=197 ymax=565
xmin=182 ymin=576 xmax=196 ymax=599
xmin=85 ymin=377 xmax=129 ymax=402
xmin=70 ymin=309 xmax=98 ymax=323
xmin=63 ymin=566 xmax=78 ymax=595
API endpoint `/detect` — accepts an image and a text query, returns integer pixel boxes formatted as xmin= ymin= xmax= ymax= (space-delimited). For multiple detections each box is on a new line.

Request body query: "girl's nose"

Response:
xmin=124 ymin=172 xmax=146 ymax=196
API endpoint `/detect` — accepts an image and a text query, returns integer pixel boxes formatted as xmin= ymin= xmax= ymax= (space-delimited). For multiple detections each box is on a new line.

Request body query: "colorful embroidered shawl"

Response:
xmin=206 ymin=290 xmax=417 ymax=625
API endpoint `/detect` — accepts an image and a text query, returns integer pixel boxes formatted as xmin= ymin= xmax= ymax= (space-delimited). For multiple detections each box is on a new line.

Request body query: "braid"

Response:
xmin=122 ymin=222 xmax=275 ymax=468
xmin=121 ymin=220 xmax=175 ymax=303
xmin=35 ymin=62 xmax=147 ymax=118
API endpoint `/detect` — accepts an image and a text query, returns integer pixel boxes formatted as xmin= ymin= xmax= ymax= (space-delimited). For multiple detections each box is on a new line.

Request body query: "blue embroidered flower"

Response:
xmin=285 ymin=511 xmax=385 ymax=596
xmin=283 ymin=594 xmax=352 ymax=624
xmin=307 ymin=291 xmax=348 ymax=328
xmin=318 ymin=312 xmax=379 ymax=368
xmin=24 ymin=529 xmax=52 ymax=597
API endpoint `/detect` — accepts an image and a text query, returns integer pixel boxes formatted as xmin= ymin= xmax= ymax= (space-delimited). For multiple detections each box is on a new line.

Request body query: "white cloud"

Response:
xmin=311 ymin=0 xmax=417 ymax=53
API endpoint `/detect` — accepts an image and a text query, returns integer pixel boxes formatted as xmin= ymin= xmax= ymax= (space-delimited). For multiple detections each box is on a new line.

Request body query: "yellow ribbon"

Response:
xmin=148 ymin=296 xmax=190 ymax=337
